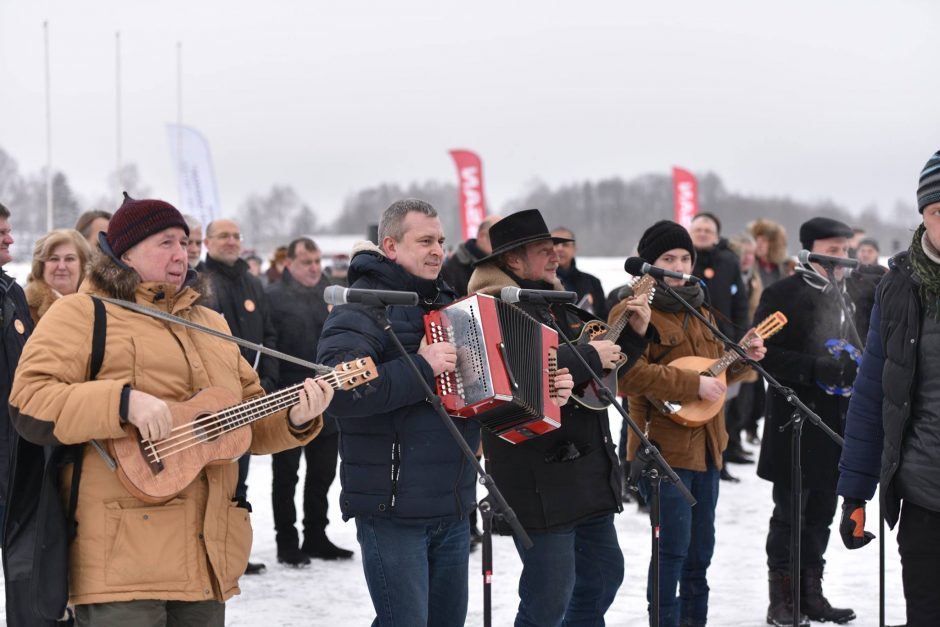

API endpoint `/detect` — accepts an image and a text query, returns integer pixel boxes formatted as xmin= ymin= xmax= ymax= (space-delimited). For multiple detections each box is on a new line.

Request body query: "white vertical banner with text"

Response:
xmin=166 ymin=124 xmax=221 ymax=228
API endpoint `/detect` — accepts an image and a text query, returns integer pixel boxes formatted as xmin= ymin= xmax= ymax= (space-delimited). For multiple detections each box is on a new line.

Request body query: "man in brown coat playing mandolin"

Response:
xmin=615 ymin=220 xmax=767 ymax=627
xmin=9 ymin=195 xmax=335 ymax=626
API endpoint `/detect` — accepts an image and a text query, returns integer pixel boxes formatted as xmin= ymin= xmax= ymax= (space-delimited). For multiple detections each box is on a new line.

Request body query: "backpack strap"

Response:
xmin=90 ymin=296 xmax=106 ymax=380
xmin=66 ymin=296 xmax=108 ymax=541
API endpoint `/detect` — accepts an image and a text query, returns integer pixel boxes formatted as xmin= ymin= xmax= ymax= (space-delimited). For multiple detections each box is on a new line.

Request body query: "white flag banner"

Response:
xmin=166 ymin=124 xmax=221 ymax=227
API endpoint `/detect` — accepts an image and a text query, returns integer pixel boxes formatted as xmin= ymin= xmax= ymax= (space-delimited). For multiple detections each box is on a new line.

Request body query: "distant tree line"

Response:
xmin=0 ymin=144 xmax=919 ymax=261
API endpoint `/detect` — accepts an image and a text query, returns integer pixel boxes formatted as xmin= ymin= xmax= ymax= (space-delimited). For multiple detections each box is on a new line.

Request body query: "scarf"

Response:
xmin=910 ymin=223 xmax=940 ymax=320
xmin=651 ymin=282 xmax=705 ymax=313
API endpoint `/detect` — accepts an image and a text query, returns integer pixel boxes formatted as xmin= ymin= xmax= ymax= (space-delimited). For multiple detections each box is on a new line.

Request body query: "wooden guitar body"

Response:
xmin=657 ymin=355 xmax=727 ymax=427
xmin=109 ymin=386 xmax=250 ymax=504
xmin=108 ymin=357 xmax=377 ymax=504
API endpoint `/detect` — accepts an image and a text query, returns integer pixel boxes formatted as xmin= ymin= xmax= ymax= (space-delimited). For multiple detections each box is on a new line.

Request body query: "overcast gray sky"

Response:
xmin=1 ymin=0 xmax=938 ymax=224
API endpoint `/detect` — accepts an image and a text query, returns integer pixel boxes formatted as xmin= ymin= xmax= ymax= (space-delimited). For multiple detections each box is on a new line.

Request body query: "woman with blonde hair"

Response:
xmin=25 ymin=228 xmax=93 ymax=324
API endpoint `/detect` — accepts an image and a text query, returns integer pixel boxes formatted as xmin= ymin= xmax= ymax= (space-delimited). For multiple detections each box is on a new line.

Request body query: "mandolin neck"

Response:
xmin=705 ymin=348 xmax=742 ymax=378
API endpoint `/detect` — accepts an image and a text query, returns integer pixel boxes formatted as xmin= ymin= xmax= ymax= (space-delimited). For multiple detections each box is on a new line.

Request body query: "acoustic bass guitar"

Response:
xmin=649 ymin=312 xmax=786 ymax=427
xmin=110 ymin=357 xmax=377 ymax=504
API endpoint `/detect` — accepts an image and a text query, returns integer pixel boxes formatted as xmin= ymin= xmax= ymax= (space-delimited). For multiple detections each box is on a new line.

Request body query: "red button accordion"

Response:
xmin=423 ymin=293 xmax=561 ymax=443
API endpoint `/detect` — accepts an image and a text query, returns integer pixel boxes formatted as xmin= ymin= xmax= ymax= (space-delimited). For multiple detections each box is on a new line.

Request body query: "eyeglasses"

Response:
xmin=210 ymin=232 xmax=242 ymax=241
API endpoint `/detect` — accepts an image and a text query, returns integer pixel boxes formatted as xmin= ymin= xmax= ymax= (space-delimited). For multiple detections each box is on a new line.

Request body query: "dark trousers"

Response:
xmin=235 ymin=454 xmax=250 ymax=502
xmin=511 ymin=513 xmax=624 ymax=627
xmin=272 ymin=431 xmax=339 ymax=551
xmin=355 ymin=516 xmax=470 ymax=627
xmin=75 ymin=599 xmax=224 ymax=627
xmin=898 ymin=501 xmax=940 ymax=627
xmin=727 ymin=378 xmax=764 ymax=446
xmin=766 ymin=483 xmax=837 ymax=571
xmin=640 ymin=461 xmax=720 ymax=627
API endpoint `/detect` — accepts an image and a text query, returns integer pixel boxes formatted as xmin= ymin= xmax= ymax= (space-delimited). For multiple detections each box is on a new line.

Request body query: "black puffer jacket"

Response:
xmin=0 ymin=271 xmax=33 ymax=509
xmin=201 ymin=256 xmax=279 ymax=392
xmin=266 ymin=269 xmax=334 ymax=433
xmin=316 ymin=245 xmax=480 ymax=522
xmin=468 ymin=263 xmax=651 ymax=531
xmin=838 ymin=252 xmax=930 ymax=526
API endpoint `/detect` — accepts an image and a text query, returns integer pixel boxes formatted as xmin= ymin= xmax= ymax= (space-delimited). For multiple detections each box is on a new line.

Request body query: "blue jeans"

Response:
xmin=641 ymin=462 xmax=719 ymax=627
xmin=512 ymin=513 xmax=624 ymax=627
xmin=355 ymin=516 xmax=470 ymax=627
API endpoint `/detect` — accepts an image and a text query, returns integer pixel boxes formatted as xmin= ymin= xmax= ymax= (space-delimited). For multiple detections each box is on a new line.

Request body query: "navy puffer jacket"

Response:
xmin=316 ymin=245 xmax=479 ymax=521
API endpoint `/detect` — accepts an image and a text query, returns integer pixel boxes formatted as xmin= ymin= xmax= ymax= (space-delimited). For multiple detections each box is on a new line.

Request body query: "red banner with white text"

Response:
xmin=449 ymin=149 xmax=487 ymax=240
xmin=672 ymin=166 xmax=698 ymax=228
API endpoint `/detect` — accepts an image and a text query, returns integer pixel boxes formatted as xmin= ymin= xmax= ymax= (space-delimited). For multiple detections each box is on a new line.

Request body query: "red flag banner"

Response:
xmin=672 ymin=166 xmax=698 ymax=228
xmin=449 ymin=149 xmax=487 ymax=240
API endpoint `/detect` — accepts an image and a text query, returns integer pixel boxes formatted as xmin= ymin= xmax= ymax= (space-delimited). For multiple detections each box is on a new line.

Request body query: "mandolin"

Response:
xmin=650 ymin=312 xmax=786 ymax=427
xmin=109 ymin=358 xmax=377 ymax=504
xmin=570 ymin=275 xmax=656 ymax=410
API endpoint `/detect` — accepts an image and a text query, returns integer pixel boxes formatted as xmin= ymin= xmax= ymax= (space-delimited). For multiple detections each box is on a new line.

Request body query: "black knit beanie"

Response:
xmin=637 ymin=220 xmax=695 ymax=264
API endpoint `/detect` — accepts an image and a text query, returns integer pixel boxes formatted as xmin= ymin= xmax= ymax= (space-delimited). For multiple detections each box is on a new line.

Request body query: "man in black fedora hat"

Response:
xmin=468 ymin=208 xmax=654 ymax=626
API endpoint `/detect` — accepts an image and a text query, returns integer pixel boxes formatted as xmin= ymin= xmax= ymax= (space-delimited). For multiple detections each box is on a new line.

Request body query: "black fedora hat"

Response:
xmin=475 ymin=209 xmax=572 ymax=265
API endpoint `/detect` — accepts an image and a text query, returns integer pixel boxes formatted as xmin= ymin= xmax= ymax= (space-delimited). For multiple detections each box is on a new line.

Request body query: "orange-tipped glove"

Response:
xmin=839 ymin=498 xmax=876 ymax=549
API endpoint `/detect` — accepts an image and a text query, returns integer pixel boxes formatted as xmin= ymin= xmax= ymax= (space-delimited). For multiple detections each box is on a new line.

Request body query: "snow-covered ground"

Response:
xmin=0 ymin=258 xmax=906 ymax=625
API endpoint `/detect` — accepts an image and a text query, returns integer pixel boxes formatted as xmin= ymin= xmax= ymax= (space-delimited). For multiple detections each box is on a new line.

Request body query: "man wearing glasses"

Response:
xmin=202 ymin=218 xmax=279 ymax=575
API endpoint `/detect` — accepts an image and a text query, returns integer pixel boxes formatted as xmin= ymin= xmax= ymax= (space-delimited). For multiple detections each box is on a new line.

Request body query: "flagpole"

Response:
xmin=44 ymin=20 xmax=53 ymax=231
xmin=176 ymin=41 xmax=183 ymax=206
xmin=115 ymin=31 xmax=122 ymax=192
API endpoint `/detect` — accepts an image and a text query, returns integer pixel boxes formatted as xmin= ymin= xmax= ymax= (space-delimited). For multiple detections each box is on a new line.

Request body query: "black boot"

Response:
xmin=621 ymin=465 xmax=636 ymax=503
xmin=719 ymin=466 xmax=740 ymax=483
xmin=302 ymin=535 xmax=354 ymax=561
xmin=767 ymin=570 xmax=809 ymax=626
xmin=801 ymin=566 xmax=856 ymax=623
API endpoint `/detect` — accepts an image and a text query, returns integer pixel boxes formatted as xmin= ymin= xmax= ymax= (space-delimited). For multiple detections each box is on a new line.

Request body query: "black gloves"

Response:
xmin=839 ymin=498 xmax=876 ymax=549
xmin=814 ymin=353 xmax=858 ymax=388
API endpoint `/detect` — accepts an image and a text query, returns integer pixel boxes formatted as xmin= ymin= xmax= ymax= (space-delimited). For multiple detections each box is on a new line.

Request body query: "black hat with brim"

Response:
xmin=474 ymin=208 xmax=572 ymax=266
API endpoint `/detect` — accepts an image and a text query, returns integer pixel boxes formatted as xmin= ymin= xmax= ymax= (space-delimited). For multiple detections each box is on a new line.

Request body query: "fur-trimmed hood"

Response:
xmin=84 ymin=249 xmax=209 ymax=308
xmin=748 ymin=218 xmax=789 ymax=264
xmin=467 ymin=261 xmax=565 ymax=297
xmin=24 ymin=278 xmax=60 ymax=324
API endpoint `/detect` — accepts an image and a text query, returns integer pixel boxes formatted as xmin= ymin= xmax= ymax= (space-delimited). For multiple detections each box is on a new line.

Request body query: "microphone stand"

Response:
xmin=524 ymin=293 xmax=695 ymax=627
xmin=653 ymin=279 xmax=844 ymax=627
xmin=354 ymin=295 xmax=532 ymax=627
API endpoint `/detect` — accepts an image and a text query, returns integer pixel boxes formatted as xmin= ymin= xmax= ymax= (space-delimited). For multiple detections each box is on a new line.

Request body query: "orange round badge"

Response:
xmin=244 ymin=299 xmax=256 ymax=312
xmin=704 ymin=267 xmax=715 ymax=280
xmin=14 ymin=319 xmax=25 ymax=334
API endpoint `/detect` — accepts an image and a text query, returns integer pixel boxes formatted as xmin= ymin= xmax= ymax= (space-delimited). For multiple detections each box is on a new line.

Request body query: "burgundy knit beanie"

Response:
xmin=106 ymin=192 xmax=189 ymax=258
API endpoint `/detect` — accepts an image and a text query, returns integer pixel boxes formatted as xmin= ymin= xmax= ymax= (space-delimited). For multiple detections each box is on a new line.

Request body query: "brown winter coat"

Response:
xmin=614 ymin=300 xmax=750 ymax=472
xmin=9 ymin=258 xmax=322 ymax=606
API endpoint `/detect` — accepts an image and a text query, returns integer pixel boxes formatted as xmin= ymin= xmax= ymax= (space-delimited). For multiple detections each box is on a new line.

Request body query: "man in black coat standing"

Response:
xmin=468 ymin=209 xmax=653 ymax=627
xmin=202 ymin=217 xmax=278 ymax=575
xmin=690 ymin=213 xmax=749 ymax=339
xmin=755 ymin=217 xmax=877 ymax=626
xmin=266 ymin=237 xmax=353 ymax=565
xmin=0 ymin=203 xmax=33 ymax=545
xmin=552 ymin=227 xmax=609 ymax=322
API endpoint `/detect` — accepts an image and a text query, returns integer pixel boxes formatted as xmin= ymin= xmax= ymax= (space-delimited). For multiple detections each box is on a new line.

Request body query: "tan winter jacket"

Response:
xmin=9 ymin=262 xmax=322 ymax=606
xmin=614 ymin=300 xmax=750 ymax=472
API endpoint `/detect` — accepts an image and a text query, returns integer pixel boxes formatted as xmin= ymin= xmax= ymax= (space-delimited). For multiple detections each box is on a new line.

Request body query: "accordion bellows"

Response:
xmin=424 ymin=294 xmax=561 ymax=443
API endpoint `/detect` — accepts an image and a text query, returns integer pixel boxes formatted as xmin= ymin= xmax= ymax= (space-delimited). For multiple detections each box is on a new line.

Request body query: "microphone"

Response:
xmin=624 ymin=257 xmax=699 ymax=283
xmin=798 ymin=250 xmax=860 ymax=269
xmin=323 ymin=285 xmax=419 ymax=307
xmin=500 ymin=286 xmax=578 ymax=305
